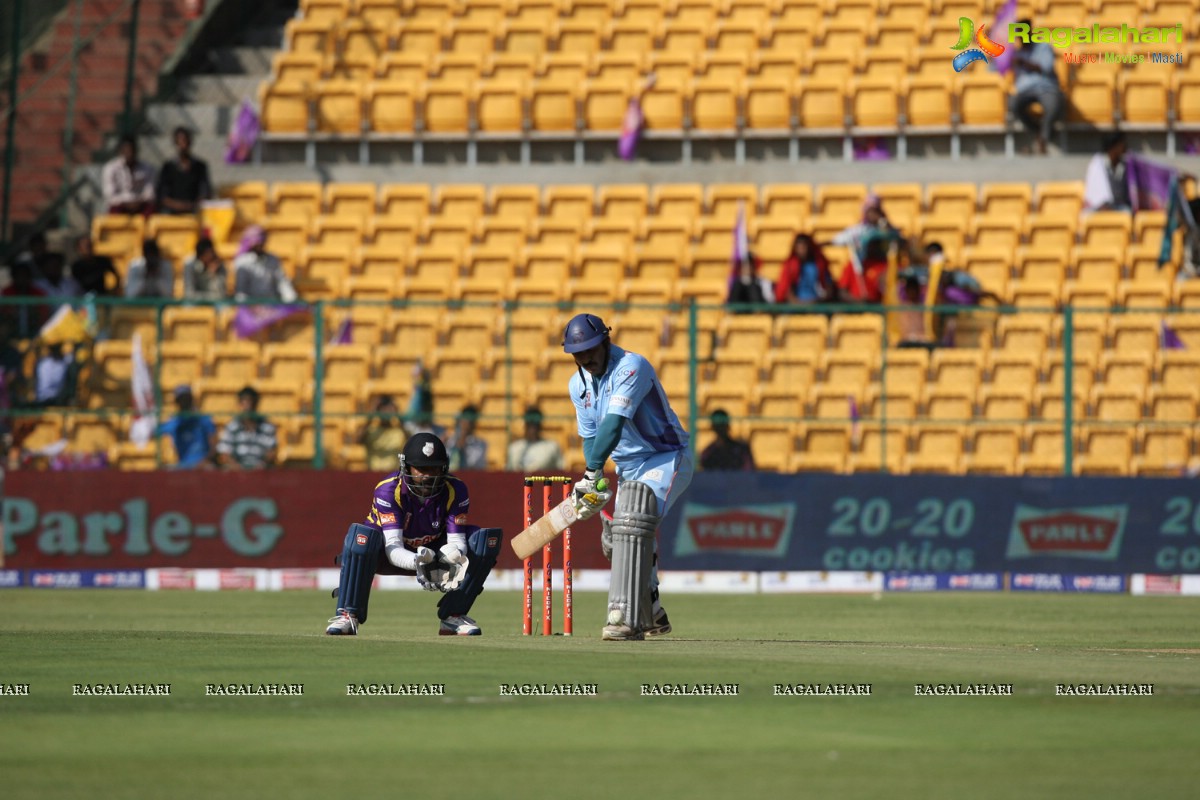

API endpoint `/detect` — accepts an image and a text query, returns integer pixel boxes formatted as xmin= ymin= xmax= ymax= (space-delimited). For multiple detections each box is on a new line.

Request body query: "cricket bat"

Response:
xmin=511 ymin=479 xmax=608 ymax=561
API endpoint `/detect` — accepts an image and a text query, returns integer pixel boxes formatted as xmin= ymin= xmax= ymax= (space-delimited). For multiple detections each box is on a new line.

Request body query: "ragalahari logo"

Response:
xmin=951 ymin=17 xmax=1007 ymax=71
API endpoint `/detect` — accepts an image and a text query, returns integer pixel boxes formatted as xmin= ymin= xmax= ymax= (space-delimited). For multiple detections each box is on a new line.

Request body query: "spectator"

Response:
xmin=1084 ymin=130 xmax=1133 ymax=213
xmin=1009 ymin=19 xmax=1064 ymax=156
xmin=182 ymin=238 xmax=229 ymax=300
xmin=1 ymin=261 xmax=51 ymax=339
xmin=403 ymin=361 xmax=446 ymax=439
xmin=699 ymin=409 xmax=755 ymax=471
xmin=156 ymin=127 xmax=212 ymax=216
xmin=361 ymin=394 xmax=406 ymax=473
xmin=157 ymin=385 xmax=216 ymax=469
xmin=233 ymin=225 xmax=297 ymax=302
xmin=101 ymin=134 xmax=156 ymax=215
xmin=33 ymin=342 xmax=78 ymax=406
xmin=446 ymin=404 xmax=488 ymax=471
xmin=125 ymin=239 xmax=175 ymax=299
xmin=775 ymin=233 xmax=834 ymax=305
xmin=726 ymin=251 xmax=774 ymax=312
xmin=217 ymin=385 xmax=277 ymax=470
xmin=836 ymin=233 xmax=890 ymax=304
xmin=835 ymin=194 xmax=902 ymax=262
xmin=70 ymin=235 xmax=122 ymax=296
xmin=0 ymin=318 xmax=26 ymax=411
xmin=14 ymin=231 xmax=50 ymax=275
xmin=506 ymin=406 xmax=564 ymax=472
xmin=32 ymin=252 xmax=82 ymax=299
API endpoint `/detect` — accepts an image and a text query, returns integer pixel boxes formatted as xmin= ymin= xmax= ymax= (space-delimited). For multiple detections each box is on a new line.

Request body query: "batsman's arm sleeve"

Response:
xmin=586 ymin=413 xmax=626 ymax=471
xmin=384 ymin=530 xmax=418 ymax=571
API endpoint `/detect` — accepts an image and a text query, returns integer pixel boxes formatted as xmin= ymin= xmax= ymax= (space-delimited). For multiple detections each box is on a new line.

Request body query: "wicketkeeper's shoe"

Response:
xmin=325 ymin=609 xmax=358 ymax=636
xmin=645 ymin=609 xmax=672 ymax=637
xmin=439 ymin=615 xmax=481 ymax=636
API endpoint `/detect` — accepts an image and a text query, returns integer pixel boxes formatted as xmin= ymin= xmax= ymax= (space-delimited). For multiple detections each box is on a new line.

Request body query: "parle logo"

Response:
xmin=951 ymin=17 xmax=1007 ymax=71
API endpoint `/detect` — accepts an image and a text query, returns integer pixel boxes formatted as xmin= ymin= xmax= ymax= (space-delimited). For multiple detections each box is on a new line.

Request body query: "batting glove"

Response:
xmin=573 ymin=468 xmax=603 ymax=499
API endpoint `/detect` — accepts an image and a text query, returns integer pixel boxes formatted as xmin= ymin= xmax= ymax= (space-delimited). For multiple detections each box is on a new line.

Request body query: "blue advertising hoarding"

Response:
xmin=660 ymin=473 xmax=1200 ymax=573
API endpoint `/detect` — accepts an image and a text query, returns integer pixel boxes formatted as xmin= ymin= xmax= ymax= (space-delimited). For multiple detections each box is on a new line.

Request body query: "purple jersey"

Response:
xmin=366 ymin=474 xmax=470 ymax=551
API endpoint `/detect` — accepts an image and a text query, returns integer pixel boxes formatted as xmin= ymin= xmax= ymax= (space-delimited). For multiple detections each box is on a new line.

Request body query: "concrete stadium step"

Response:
xmin=173 ymin=75 xmax=265 ymax=105
xmin=144 ymin=102 xmax=239 ymax=137
xmin=201 ymin=46 xmax=276 ymax=77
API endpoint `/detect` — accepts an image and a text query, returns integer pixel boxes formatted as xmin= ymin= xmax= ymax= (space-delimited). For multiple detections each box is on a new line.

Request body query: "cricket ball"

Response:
xmin=606 ymin=609 xmax=623 ymax=626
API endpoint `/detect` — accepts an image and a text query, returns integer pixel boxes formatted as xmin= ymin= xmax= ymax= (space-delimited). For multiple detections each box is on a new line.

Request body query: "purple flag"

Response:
xmin=226 ymin=98 xmax=261 ymax=165
xmin=618 ymin=96 xmax=644 ymax=161
xmin=849 ymin=396 xmax=861 ymax=448
xmin=233 ymin=305 xmax=308 ymax=339
xmin=991 ymin=0 xmax=1018 ymax=75
xmin=727 ymin=201 xmax=750 ymax=300
xmin=330 ymin=316 xmax=353 ymax=345
xmin=1161 ymin=320 xmax=1187 ymax=350
xmin=1126 ymin=153 xmax=1178 ymax=213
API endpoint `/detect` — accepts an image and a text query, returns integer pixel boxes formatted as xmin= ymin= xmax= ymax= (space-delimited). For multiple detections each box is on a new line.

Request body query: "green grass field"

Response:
xmin=2 ymin=589 xmax=1198 ymax=800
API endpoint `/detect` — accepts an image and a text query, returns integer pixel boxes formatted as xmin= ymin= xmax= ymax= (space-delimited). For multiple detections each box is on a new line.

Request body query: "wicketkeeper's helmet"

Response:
xmin=399 ymin=432 xmax=449 ymax=498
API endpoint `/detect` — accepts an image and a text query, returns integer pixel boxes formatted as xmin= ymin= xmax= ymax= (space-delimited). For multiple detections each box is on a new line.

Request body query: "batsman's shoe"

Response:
xmin=325 ymin=609 xmax=359 ymax=636
xmin=601 ymin=623 xmax=645 ymax=641
xmin=645 ymin=609 xmax=672 ymax=638
xmin=439 ymin=615 xmax=481 ymax=636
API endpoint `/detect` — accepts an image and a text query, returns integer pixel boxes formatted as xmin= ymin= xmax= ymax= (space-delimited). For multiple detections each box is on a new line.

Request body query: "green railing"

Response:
xmin=1 ymin=295 xmax=1193 ymax=476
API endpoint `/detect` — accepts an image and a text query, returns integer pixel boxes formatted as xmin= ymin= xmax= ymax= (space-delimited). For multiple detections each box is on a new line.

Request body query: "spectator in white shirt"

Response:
xmin=101 ymin=134 xmax=156 ymax=215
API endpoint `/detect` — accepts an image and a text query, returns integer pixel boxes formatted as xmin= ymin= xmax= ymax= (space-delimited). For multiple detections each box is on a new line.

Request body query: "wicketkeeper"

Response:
xmin=562 ymin=312 xmax=694 ymax=641
xmin=325 ymin=433 xmax=503 ymax=637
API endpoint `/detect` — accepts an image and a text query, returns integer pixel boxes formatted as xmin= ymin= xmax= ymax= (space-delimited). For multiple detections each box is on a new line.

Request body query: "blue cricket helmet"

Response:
xmin=561 ymin=313 xmax=611 ymax=354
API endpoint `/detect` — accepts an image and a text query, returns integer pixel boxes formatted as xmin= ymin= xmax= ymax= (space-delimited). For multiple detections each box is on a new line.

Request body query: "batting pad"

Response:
xmin=336 ymin=524 xmax=382 ymax=624
xmin=439 ymin=526 xmax=502 ymax=620
xmin=607 ymin=481 xmax=658 ymax=632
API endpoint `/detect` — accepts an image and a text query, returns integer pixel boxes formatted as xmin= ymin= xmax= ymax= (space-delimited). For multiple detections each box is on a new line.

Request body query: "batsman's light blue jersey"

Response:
xmin=569 ymin=345 xmax=690 ymax=474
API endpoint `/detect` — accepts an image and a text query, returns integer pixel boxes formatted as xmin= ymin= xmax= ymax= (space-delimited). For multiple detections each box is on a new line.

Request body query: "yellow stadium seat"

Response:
xmin=660 ymin=19 xmax=710 ymax=55
xmin=338 ymin=19 xmax=390 ymax=59
xmin=699 ymin=384 xmax=752 ymax=419
xmin=1089 ymin=384 xmax=1143 ymax=423
xmin=604 ymin=18 xmax=662 ymax=55
xmin=923 ymin=385 xmax=974 ymax=421
xmin=697 ymin=51 xmax=749 ymax=83
xmin=978 ymin=384 xmax=1032 ymax=422
xmin=1076 ymin=426 xmax=1133 ymax=476
xmin=300 ymin=243 xmax=351 ymax=292
xmin=206 ymin=340 xmax=261 ymax=385
xmin=820 ymin=351 xmax=873 ymax=393
xmin=926 ymin=182 xmax=976 ymax=219
xmin=1035 ymin=181 xmax=1083 ymax=217
xmin=691 ymin=78 xmax=741 ymax=132
xmin=529 ymin=79 xmax=578 ymax=133
xmin=992 ymin=315 xmax=1048 ymax=355
xmin=485 ymin=185 xmax=538 ymax=221
xmin=880 ymin=0 xmax=928 ymax=24
xmin=1135 ymin=426 xmax=1191 ymax=477
xmin=270 ymin=183 xmax=322 ymax=222
xmin=829 ymin=313 xmax=884 ymax=354
xmin=259 ymin=82 xmax=310 ymax=134
xmin=1176 ymin=75 xmax=1200 ymax=127
xmin=475 ymin=78 xmax=528 ymax=134
xmin=904 ymin=76 xmax=954 ymax=131
xmin=861 ymin=47 xmax=910 ymax=81
xmin=345 ymin=275 xmax=395 ymax=302
xmin=752 ymin=383 xmax=804 ymax=420
xmin=163 ymin=306 xmax=217 ymax=345
xmin=538 ymin=52 xmax=590 ymax=85
xmin=849 ymin=422 xmax=907 ymax=473
xmin=747 ymin=423 xmax=797 ymax=472
xmin=1021 ymin=423 xmax=1068 ymax=475
xmin=326 ymin=52 xmax=376 ymax=82
xmin=794 ymin=423 xmax=850 ymax=473
xmin=757 ymin=185 xmax=810 ymax=222
xmin=1098 ymin=351 xmax=1151 ymax=389
xmin=260 ymin=343 xmax=315 ymax=383
xmin=850 ymin=76 xmax=901 ymax=131
xmin=957 ymin=73 xmax=1007 ymax=129
xmin=500 ymin=19 xmax=551 ymax=55
xmin=312 ymin=216 xmax=364 ymax=250
xmin=376 ymin=53 xmax=428 ymax=85
xmin=763 ymin=346 xmax=819 ymax=389
xmin=510 ymin=0 xmax=559 ymax=25
xmin=434 ymin=185 xmax=486 ymax=221
xmin=590 ymin=52 xmax=644 ymax=82
xmin=966 ymin=424 xmax=1021 ymax=476
xmin=672 ymin=0 xmax=716 ymax=25
xmin=286 ymin=18 xmax=335 ymax=56
xmin=521 ymin=242 xmax=574 ymax=283
xmin=579 ymin=78 xmax=631 ymax=132
xmin=380 ymin=184 xmax=431 ymax=220
xmin=929 ymin=349 xmax=982 ymax=393
xmin=651 ymin=183 xmax=703 ymax=219
xmin=1081 ymin=211 xmax=1132 ymax=250
xmin=706 ymin=184 xmax=757 ymax=223
xmin=422 ymin=78 xmax=472 ymax=134
xmin=905 ymin=424 xmax=964 ymax=474
xmin=430 ymin=53 xmax=485 ymax=84
xmin=1108 ymin=314 xmax=1160 ymax=354
xmin=1119 ymin=72 xmax=1169 ymax=128
xmin=594 ymin=186 xmax=647 ymax=224
xmin=444 ymin=21 xmax=496 ymax=55
xmin=807 ymin=50 xmax=858 ymax=81
xmin=575 ymin=241 xmax=628 ymax=284
xmin=1148 ymin=384 xmax=1197 ymax=422
xmin=409 ymin=0 xmax=460 ymax=22
xmin=863 ymin=385 xmax=919 ymax=421
xmin=797 ymin=78 xmax=847 ymax=132
xmin=1066 ymin=73 xmax=1115 ymax=128
xmin=880 ymin=348 xmax=928 ymax=394
xmin=875 ymin=20 xmax=921 ymax=51
xmin=560 ymin=0 xmax=611 ymax=25
xmin=392 ymin=20 xmax=442 ymax=58
xmin=358 ymin=242 xmax=407 ymax=279
xmin=272 ymin=52 xmax=323 ymax=87
xmin=980 ymin=182 xmax=1032 ymax=219
xmin=584 ymin=218 xmax=635 ymax=249
xmin=485 ymin=52 xmax=536 ymax=82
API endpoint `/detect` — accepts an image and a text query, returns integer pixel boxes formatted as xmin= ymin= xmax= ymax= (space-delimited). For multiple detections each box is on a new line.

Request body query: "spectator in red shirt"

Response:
xmin=775 ymin=233 xmax=835 ymax=305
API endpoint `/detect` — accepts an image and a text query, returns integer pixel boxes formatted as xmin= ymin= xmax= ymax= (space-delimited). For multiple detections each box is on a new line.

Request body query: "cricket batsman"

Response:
xmin=325 ymin=432 xmax=503 ymax=636
xmin=562 ymin=312 xmax=693 ymax=641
